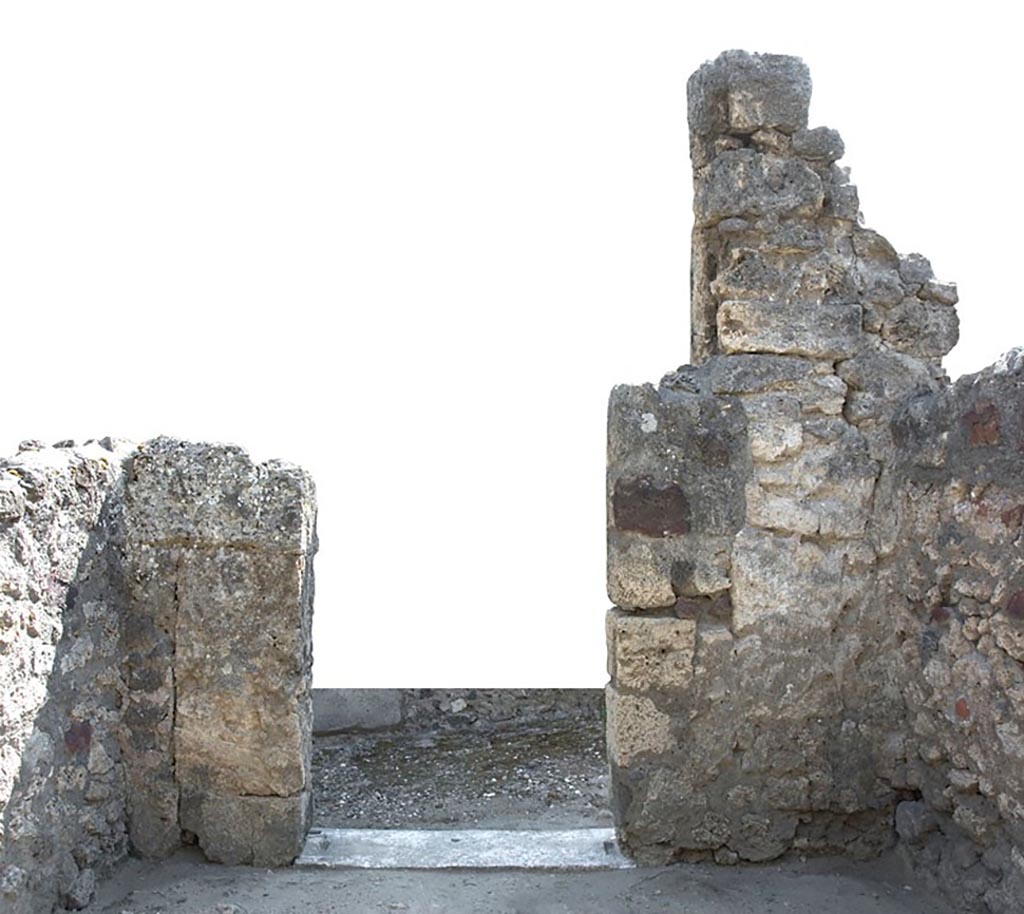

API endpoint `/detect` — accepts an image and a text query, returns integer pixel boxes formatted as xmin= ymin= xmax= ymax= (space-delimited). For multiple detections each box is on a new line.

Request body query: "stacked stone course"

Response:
xmin=607 ymin=50 xmax=1022 ymax=912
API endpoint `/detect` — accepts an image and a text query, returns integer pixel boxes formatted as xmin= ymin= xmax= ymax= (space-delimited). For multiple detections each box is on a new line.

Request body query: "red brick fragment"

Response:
xmin=64 ymin=720 xmax=92 ymax=754
xmin=963 ymin=402 xmax=1000 ymax=446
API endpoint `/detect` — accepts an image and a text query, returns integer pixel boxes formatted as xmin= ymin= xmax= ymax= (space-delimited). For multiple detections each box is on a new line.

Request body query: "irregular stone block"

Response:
xmin=0 ymin=477 xmax=25 ymax=522
xmin=123 ymin=777 xmax=180 ymax=859
xmin=608 ymin=383 xmax=749 ymax=537
xmin=688 ymin=51 xmax=811 ymax=166
xmin=607 ymin=533 xmax=676 ymax=608
xmin=740 ymin=394 xmax=803 ymax=462
xmin=710 ymin=250 xmax=793 ymax=303
xmin=608 ymin=531 xmax=733 ymax=609
xmin=881 ymin=297 xmax=959 ymax=359
xmin=707 ymin=354 xmax=816 ymax=394
xmin=605 ymin=686 xmax=674 ymax=767
xmin=792 ymin=126 xmax=844 ymax=162
xmin=717 ymin=300 xmax=862 ymax=359
xmin=607 ymin=610 xmax=697 ymax=690
xmin=312 ymin=689 xmax=403 ymax=734
xmin=837 ymin=347 xmax=939 ymax=410
xmin=174 ymin=547 xmax=312 ymax=798
xmin=179 ymin=789 xmax=311 ymax=866
xmin=730 ymin=527 xmax=843 ymax=632
xmin=898 ymin=253 xmax=934 ymax=286
xmin=695 ymin=151 xmax=823 ymax=227
xmin=921 ymin=279 xmax=958 ymax=306
xmin=126 ymin=438 xmax=316 ymax=554
xmin=744 ymin=484 xmax=818 ymax=534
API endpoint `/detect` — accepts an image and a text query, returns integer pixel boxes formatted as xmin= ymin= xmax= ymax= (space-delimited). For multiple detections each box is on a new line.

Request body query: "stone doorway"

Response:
xmin=308 ymin=689 xmax=610 ymax=834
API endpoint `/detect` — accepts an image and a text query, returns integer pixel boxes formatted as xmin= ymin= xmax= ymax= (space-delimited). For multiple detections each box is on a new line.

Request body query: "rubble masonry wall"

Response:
xmin=606 ymin=50 xmax=1023 ymax=914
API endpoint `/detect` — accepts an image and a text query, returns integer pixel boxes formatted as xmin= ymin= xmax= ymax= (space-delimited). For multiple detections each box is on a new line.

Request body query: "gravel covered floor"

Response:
xmin=311 ymin=716 xmax=611 ymax=829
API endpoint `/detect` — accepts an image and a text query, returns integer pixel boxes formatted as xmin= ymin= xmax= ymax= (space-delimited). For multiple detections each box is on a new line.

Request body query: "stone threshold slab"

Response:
xmin=295 ymin=827 xmax=634 ymax=870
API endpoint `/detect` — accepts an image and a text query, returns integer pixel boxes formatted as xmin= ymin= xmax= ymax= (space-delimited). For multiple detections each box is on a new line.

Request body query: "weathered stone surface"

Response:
xmin=607 ymin=384 xmax=750 ymax=535
xmin=1 ymin=438 xmax=318 ymax=911
xmin=688 ymin=51 xmax=811 ymax=167
xmin=792 ymin=126 xmax=844 ymax=162
xmin=607 ymin=610 xmax=697 ymax=690
xmin=607 ymin=530 xmax=733 ymax=610
xmin=730 ymin=527 xmax=843 ymax=631
xmin=125 ymin=440 xmax=317 ymax=868
xmin=717 ymin=299 xmax=862 ymax=358
xmin=179 ymin=789 xmax=311 ymax=867
xmin=605 ymin=687 xmax=674 ymax=767
xmin=707 ymin=354 xmax=816 ymax=393
xmin=126 ymin=438 xmax=316 ymax=554
xmin=174 ymin=548 xmax=311 ymax=797
xmin=880 ymin=297 xmax=959 ymax=359
xmin=695 ymin=151 xmax=824 ymax=227
xmin=0 ymin=441 xmax=135 ymax=914
xmin=611 ymin=477 xmax=690 ymax=537
xmin=120 ymin=543 xmax=181 ymax=858
xmin=609 ymin=50 xmax=1021 ymax=909
xmin=607 ymin=380 xmax=748 ymax=609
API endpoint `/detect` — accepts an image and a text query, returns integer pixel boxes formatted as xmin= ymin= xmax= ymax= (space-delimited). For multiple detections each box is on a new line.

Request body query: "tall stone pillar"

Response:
xmin=124 ymin=439 xmax=317 ymax=866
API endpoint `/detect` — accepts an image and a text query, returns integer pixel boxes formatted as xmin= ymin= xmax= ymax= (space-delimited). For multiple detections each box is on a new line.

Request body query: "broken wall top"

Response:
xmin=686 ymin=49 xmax=959 ymax=369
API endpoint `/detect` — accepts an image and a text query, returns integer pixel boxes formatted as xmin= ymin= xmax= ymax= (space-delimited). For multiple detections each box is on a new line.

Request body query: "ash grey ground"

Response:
xmin=93 ymin=848 xmax=954 ymax=914
xmin=91 ymin=688 xmax=954 ymax=910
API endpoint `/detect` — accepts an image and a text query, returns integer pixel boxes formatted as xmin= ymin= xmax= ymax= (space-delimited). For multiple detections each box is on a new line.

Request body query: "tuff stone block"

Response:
xmin=605 ymin=686 xmax=675 ymax=767
xmin=730 ymin=527 xmax=844 ymax=632
xmin=607 ymin=531 xmax=733 ymax=609
xmin=125 ymin=442 xmax=316 ymax=868
xmin=717 ymin=299 xmax=862 ymax=358
xmin=688 ymin=51 xmax=812 ymax=167
xmin=179 ymin=789 xmax=311 ymax=867
xmin=174 ymin=548 xmax=311 ymax=798
xmin=607 ymin=610 xmax=697 ymax=690
xmin=695 ymin=151 xmax=824 ymax=227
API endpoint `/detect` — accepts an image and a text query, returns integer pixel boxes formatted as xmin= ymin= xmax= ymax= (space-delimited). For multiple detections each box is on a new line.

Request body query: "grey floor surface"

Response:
xmin=94 ymin=847 xmax=955 ymax=914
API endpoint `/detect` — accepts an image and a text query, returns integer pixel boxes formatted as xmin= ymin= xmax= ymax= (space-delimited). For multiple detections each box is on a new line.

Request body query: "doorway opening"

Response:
xmin=309 ymin=689 xmax=610 ymax=835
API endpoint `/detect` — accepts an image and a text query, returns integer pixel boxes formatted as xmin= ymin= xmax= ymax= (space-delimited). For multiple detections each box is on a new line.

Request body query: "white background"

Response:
xmin=2 ymin=3 xmax=1019 ymax=686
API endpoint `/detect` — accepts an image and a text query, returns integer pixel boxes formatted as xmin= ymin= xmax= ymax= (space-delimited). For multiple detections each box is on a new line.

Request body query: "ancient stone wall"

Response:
xmin=882 ymin=355 xmax=1024 ymax=911
xmin=1 ymin=440 xmax=136 ymax=913
xmin=1 ymin=438 xmax=316 ymax=912
xmin=606 ymin=50 xmax=1022 ymax=912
